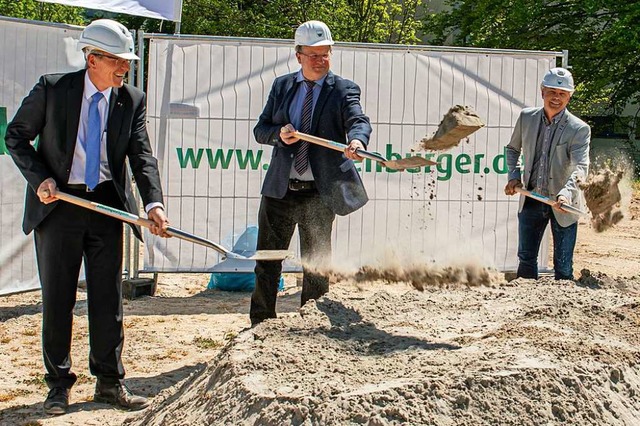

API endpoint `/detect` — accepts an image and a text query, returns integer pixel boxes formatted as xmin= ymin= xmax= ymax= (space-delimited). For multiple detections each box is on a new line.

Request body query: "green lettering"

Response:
xmin=363 ymin=157 xmax=383 ymax=172
xmin=436 ymin=153 xmax=452 ymax=180
xmin=235 ymin=149 xmax=263 ymax=170
xmin=455 ymin=153 xmax=471 ymax=174
xmin=0 ymin=107 xmax=7 ymax=155
xmin=473 ymin=153 xmax=485 ymax=173
xmin=176 ymin=147 xmax=205 ymax=168
xmin=493 ymin=147 xmax=508 ymax=174
xmin=207 ymin=148 xmax=234 ymax=169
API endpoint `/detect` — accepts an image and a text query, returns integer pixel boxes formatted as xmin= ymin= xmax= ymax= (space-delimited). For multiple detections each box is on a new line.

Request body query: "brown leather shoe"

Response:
xmin=93 ymin=381 xmax=150 ymax=411
xmin=43 ymin=387 xmax=69 ymax=415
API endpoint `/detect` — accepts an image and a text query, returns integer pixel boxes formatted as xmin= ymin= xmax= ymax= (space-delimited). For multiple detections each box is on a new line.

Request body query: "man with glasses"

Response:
xmin=5 ymin=19 xmax=170 ymax=415
xmin=251 ymin=20 xmax=372 ymax=325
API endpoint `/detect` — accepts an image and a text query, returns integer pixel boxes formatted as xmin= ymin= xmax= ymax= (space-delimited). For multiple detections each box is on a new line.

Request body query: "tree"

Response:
xmin=423 ymin=0 xmax=640 ymax=118
xmin=178 ymin=0 xmax=422 ymax=44
xmin=0 ymin=0 xmax=85 ymax=25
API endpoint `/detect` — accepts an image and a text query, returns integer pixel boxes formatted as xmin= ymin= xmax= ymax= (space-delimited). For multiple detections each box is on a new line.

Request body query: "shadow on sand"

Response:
xmin=0 ymin=363 xmax=207 ymax=425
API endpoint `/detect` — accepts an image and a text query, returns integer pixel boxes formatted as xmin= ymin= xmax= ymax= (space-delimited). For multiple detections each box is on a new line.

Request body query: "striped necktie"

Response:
xmin=294 ymin=79 xmax=315 ymax=175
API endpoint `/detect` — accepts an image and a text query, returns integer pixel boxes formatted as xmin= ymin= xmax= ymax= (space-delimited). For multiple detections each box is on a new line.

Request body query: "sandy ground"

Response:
xmin=0 ymin=192 xmax=638 ymax=425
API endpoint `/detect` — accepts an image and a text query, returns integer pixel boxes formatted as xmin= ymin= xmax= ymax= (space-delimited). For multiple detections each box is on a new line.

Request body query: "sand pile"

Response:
xmin=125 ymin=278 xmax=640 ymax=426
xmin=581 ymin=168 xmax=627 ymax=232
xmin=418 ymin=105 xmax=485 ymax=151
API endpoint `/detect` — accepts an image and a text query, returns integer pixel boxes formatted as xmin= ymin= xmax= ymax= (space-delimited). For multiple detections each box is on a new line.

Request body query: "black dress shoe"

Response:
xmin=43 ymin=387 xmax=69 ymax=415
xmin=93 ymin=381 xmax=150 ymax=411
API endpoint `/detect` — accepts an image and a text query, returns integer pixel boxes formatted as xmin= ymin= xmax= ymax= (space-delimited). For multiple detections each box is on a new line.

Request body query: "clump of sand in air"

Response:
xmin=580 ymin=166 xmax=631 ymax=232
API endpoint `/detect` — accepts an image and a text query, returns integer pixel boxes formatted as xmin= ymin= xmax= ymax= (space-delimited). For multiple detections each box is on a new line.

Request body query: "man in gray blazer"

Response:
xmin=505 ymin=67 xmax=591 ymax=280
xmin=6 ymin=19 xmax=169 ymax=414
xmin=251 ymin=21 xmax=371 ymax=325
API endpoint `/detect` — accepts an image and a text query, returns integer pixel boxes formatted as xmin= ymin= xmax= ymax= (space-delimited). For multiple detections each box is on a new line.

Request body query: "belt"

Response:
xmin=66 ymin=181 xmax=111 ymax=192
xmin=288 ymin=179 xmax=316 ymax=192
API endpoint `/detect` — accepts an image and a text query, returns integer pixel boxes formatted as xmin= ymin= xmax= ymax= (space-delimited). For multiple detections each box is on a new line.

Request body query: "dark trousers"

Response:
xmin=517 ymin=197 xmax=578 ymax=280
xmin=250 ymin=190 xmax=335 ymax=325
xmin=34 ymin=182 xmax=125 ymax=390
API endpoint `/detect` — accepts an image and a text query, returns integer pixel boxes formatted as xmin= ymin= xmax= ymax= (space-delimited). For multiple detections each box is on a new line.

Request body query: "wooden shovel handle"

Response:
xmin=294 ymin=131 xmax=388 ymax=163
xmin=54 ymin=191 xmax=156 ymax=228
xmin=515 ymin=187 xmax=586 ymax=216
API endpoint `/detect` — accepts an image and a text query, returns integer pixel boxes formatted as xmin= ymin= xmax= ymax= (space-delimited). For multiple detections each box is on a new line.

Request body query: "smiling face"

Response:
xmin=296 ymin=45 xmax=332 ymax=81
xmin=541 ymin=87 xmax=572 ymax=119
xmin=86 ymin=50 xmax=132 ymax=91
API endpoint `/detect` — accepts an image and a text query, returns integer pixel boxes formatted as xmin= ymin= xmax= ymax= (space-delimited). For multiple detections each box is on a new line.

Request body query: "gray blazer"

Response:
xmin=506 ymin=107 xmax=591 ymax=227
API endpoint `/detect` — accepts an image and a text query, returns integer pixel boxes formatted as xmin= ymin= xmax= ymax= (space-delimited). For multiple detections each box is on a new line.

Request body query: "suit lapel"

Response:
xmin=523 ymin=108 xmax=543 ymax=185
xmin=107 ymin=88 xmax=124 ymax=161
xmin=65 ymin=71 xmax=85 ymax=154
xmin=311 ymin=72 xmax=335 ymax=133
xmin=281 ymin=73 xmax=298 ymax=123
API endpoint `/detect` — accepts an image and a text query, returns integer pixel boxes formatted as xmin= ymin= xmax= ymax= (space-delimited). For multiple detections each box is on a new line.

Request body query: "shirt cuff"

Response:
xmin=145 ymin=202 xmax=164 ymax=214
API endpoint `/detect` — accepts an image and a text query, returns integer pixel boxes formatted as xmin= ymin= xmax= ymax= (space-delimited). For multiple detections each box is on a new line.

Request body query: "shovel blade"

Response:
xmin=382 ymin=156 xmax=437 ymax=171
xmin=226 ymin=250 xmax=293 ymax=261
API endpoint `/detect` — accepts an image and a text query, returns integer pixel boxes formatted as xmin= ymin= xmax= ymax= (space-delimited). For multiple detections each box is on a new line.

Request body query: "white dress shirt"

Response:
xmin=68 ymin=73 xmax=163 ymax=214
xmin=68 ymin=72 xmax=112 ymax=185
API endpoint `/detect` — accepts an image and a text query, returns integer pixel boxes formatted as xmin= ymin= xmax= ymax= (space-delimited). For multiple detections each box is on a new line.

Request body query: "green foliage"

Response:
xmin=0 ymin=0 xmax=85 ymax=25
xmin=178 ymin=0 xmax=422 ymax=44
xmin=423 ymin=0 xmax=640 ymax=117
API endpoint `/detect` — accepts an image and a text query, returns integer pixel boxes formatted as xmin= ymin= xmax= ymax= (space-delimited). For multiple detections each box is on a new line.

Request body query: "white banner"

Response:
xmin=0 ymin=18 xmax=85 ymax=295
xmin=144 ymin=37 xmax=556 ymax=273
xmin=38 ymin=0 xmax=183 ymax=22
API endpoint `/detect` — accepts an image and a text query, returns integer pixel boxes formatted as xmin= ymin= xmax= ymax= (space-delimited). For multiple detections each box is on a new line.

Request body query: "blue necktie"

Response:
xmin=85 ymin=92 xmax=103 ymax=190
xmin=294 ymin=80 xmax=315 ymax=175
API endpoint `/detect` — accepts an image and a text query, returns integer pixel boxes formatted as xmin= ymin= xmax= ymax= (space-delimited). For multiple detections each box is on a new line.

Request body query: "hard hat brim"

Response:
xmin=114 ymin=52 xmax=140 ymax=60
xmin=302 ymin=40 xmax=334 ymax=47
xmin=541 ymin=83 xmax=574 ymax=93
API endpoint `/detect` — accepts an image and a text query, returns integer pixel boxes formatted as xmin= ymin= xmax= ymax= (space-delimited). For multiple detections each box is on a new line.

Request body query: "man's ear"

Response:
xmin=86 ymin=54 xmax=97 ymax=69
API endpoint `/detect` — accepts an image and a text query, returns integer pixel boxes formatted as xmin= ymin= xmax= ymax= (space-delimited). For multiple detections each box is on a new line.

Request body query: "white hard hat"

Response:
xmin=77 ymin=19 xmax=139 ymax=60
xmin=294 ymin=21 xmax=334 ymax=47
xmin=541 ymin=67 xmax=575 ymax=93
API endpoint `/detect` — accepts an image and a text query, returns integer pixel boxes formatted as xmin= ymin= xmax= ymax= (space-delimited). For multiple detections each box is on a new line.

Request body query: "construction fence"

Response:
xmin=0 ymin=16 xmax=565 ymax=295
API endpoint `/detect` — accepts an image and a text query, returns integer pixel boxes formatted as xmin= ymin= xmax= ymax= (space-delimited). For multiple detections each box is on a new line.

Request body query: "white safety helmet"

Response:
xmin=294 ymin=21 xmax=334 ymax=47
xmin=541 ymin=67 xmax=575 ymax=93
xmin=77 ymin=19 xmax=139 ymax=60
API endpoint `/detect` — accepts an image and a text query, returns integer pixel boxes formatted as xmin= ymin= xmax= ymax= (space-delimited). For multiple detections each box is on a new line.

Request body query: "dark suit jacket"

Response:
xmin=254 ymin=71 xmax=371 ymax=216
xmin=5 ymin=69 xmax=163 ymax=240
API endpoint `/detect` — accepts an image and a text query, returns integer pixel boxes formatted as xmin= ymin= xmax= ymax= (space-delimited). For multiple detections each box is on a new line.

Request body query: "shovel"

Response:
xmin=515 ymin=187 xmax=587 ymax=216
xmin=54 ymin=191 xmax=292 ymax=261
xmin=293 ymin=131 xmax=437 ymax=171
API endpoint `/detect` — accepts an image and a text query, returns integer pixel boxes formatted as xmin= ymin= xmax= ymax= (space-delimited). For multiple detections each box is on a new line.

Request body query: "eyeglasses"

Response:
xmin=298 ymin=51 xmax=332 ymax=61
xmin=90 ymin=52 xmax=131 ymax=67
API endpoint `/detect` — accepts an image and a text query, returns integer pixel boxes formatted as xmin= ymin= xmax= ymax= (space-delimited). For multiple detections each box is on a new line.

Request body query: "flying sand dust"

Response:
xmin=580 ymin=167 xmax=629 ymax=232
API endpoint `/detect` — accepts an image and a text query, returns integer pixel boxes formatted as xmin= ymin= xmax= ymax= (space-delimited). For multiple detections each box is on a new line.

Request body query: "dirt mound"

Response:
xmin=418 ymin=105 xmax=485 ymax=151
xmin=125 ymin=280 xmax=640 ymax=426
xmin=581 ymin=168 xmax=626 ymax=232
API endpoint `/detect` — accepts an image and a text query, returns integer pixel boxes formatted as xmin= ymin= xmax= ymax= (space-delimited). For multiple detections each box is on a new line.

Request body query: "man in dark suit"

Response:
xmin=5 ymin=19 xmax=169 ymax=415
xmin=251 ymin=20 xmax=372 ymax=325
